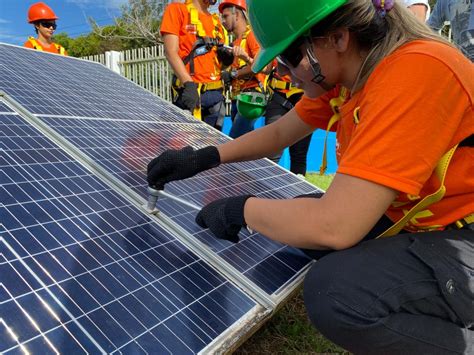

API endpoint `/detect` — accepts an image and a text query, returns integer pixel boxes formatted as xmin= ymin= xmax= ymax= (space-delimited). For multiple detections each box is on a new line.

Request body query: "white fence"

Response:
xmin=83 ymin=45 xmax=173 ymax=102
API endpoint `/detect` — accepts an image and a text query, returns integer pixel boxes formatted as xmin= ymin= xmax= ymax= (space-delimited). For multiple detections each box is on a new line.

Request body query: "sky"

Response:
xmin=0 ymin=0 xmax=129 ymax=46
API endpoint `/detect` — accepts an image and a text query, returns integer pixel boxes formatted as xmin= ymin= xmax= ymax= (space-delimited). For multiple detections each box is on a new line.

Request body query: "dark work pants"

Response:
xmin=303 ymin=228 xmax=474 ymax=354
xmin=200 ymin=90 xmax=225 ymax=130
xmin=265 ymin=91 xmax=311 ymax=175
xmin=174 ymin=89 xmax=225 ymax=130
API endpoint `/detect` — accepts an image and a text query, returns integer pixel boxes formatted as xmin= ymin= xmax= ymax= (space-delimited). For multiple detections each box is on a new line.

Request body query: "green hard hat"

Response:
xmin=248 ymin=0 xmax=347 ymax=72
xmin=237 ymin=92 xmax=267 ymax=120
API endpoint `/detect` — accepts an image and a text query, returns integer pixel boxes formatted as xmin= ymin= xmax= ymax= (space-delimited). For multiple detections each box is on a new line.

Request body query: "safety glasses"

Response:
xmin=277 ymin=36 xmax=306 ymax=69
xmin=277 ymin=36 xmax=327 ymax=69
xmin=40 ymin=21 xmax=57 ymax=30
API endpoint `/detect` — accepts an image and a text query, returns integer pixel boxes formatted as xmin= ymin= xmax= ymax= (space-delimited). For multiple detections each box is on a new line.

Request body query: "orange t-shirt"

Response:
xmin=160 ymin=2 xmax=224 ymax=83
xmin=295 ymin=40 xmax=474 ymax=231
xmin=231 ymin=30 xmax=263 ymax=92
xmin=24 ymin=38 xmax=67 ymax=55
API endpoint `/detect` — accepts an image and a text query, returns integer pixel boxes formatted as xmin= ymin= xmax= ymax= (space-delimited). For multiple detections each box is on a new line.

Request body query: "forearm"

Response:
xmin=236 ymin=65 xmax=254 ymax=79
xmin=244 ymin=197 xmax=336 ymax=249
xmin=243 ymin=174 xmax=397 ymax=250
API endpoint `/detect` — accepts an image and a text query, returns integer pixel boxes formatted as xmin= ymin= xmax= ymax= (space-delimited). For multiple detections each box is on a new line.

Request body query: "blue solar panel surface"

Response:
xmin=0 ymin=111 xmax=259 ymax=353
xmin=0 ymin=43 xmax=319 ymax=297
xmin=39 ymin=117 xmax=316 ymax=294
xmin=0 ymin=45 xmax=193 ymax=122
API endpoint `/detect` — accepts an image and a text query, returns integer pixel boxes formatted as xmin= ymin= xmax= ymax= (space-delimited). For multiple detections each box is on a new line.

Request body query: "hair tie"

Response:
xmin=372 ymin=0 xmax=394 ymax=17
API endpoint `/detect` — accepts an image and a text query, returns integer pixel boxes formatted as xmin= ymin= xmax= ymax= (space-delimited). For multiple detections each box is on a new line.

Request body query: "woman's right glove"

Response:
xmin=147 ymin=146 xmax=220 ymax=190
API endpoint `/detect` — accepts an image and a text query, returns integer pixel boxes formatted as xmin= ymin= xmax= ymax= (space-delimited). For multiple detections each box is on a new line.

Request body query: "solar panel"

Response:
xmin=37 ymin=116 xmax=316 ymax=296
xmin=0 ymin=110 xmax=267 ymax=353
xmin=0 ymin=42 xmax=323 ymax=351
xmin=0 ymin=45 xmax=190 ymax=122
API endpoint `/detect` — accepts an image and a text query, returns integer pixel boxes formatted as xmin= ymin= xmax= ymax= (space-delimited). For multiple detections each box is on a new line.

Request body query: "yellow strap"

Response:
xmin=377 ymin=144 xmax=459 ymax=238
xmin=201 ymin=81 xmax=223 ymax=91
xmin=319 ymin=87 xmax=348 ymax=175
xmin=28 ymin=37 xmax=42 ymax=50
xmin=54 ymin=43 xmax=65 ymax=55
xmin=193 ymin=83 xmax=203 ymax=120
xmin=269 ymin=78 xmax=289 ymax=91
xmin=186 ymin=1 xmax=207 ymax=38
xmin=455 ymin=213 xmax=474 ymax=229
xmin=186 ymin=0 xmax=225 ymax=42
xmin=173 ymin=77 xmax=222 ymax=92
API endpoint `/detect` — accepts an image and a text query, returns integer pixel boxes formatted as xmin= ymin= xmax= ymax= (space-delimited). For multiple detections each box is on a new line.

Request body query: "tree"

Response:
xmin=90 ymin=0 xmax=169 ymax=47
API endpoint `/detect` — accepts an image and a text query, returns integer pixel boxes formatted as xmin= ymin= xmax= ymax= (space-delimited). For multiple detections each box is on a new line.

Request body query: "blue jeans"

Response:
xmin=200 ymin=90 xmax=225 ymax=130
xmin=229 ymin=101 xmax=258 ymax=139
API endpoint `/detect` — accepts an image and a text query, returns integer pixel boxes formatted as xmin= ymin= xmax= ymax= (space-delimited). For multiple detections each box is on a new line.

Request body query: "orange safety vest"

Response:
xmin=27 ymin=37 xmax=66 ymax=55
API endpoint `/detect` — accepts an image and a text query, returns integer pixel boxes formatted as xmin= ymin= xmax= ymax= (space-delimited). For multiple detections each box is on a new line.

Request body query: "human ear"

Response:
xmin=330 ymin=28 xmax=350 ymax=53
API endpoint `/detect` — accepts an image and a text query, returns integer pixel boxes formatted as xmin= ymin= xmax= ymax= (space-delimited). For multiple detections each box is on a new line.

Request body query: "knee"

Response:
xmin=303 ymin=254 xmax=362 ymax=344
xmin=303 ymin=258 xmax=337 ymax=333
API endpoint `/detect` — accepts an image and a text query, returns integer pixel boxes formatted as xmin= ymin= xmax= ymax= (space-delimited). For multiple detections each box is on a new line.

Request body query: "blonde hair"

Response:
xmin=311 ymin=0 xmax=453 ymax=92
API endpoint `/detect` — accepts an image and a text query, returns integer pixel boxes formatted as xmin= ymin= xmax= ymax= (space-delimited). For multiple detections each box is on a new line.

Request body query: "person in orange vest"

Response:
xmin=219 ymin=0 xmax=266 ymax=139
xmin=161 ymin=0 xmax=232 ymax=130
xmin=24 ymin=2 xmax=67 ymax=56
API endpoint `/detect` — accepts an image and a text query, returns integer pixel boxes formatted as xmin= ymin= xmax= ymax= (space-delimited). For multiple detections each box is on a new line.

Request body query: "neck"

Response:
xmin=37 ymin=33 xmax=53 ymax=45
xmin=341 ymin=48 xmax=369 ymax=94
xmin=193 ymin=0 xmax=209 ymax=13
xmin=234 ymin=21 xmax=247 ymax=38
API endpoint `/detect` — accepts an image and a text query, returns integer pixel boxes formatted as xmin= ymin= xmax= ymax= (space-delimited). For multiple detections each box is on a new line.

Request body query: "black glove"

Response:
xmin=181 ymin=81 xmax=199 ymax=112
xmin=195 ymin=195 xmax=253 ymax=243
xmin=147 ymin=146 xmax=220 ymax=190
xmin=217 ymin=46 xmax=234 ymax=67
xmin=221 ymin=70 xmax=232 ymax=88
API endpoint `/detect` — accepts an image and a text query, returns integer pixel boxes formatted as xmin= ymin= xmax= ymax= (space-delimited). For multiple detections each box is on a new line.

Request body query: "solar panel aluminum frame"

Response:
xmin=1 ymin=91 xmax=313 ymax=309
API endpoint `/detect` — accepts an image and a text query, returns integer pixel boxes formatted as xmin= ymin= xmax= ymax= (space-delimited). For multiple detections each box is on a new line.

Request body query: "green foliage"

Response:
xmin=53 ymin=0 xmax=167 ymax=57
xmin=236 ymin=290 xmax=347 ymax=354
xmin=305 ymin=173 xmax=334 ymax=190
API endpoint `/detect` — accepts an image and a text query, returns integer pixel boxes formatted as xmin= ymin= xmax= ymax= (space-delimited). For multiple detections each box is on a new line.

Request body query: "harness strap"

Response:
xmin=183 ymin=0 xmax=225 ymax=76
xmin=453 ymin=213 xmax=474 ymax=229
xmin=319 ymin=87 xmax=348 ymax=175
xmin=271 ymin=91 xmax=294 ymax=110
xmin=377 ymin=144 xmax=459 ymax=238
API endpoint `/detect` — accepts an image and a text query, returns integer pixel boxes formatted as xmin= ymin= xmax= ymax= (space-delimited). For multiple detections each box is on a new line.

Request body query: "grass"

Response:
xmin=235 ymin=173 xmax=348 ymax=354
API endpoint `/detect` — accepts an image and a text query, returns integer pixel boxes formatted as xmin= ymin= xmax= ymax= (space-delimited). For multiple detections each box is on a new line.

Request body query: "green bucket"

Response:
xmin=236 ymin=92 xmax=267 ymax=120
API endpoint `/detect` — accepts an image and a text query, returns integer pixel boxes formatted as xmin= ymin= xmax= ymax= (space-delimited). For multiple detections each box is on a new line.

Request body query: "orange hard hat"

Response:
xmin=28 ymin=2 xmax=58 ymax=23
xmin=218 ymin=0 xmax=247 ymax=13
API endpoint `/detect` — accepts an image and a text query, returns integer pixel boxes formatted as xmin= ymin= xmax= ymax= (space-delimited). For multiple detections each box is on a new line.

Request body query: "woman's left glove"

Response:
xmin=195 ymin=195 xmax=254 ymax=243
